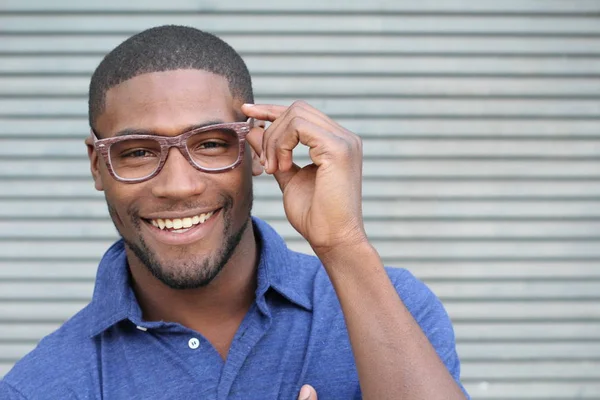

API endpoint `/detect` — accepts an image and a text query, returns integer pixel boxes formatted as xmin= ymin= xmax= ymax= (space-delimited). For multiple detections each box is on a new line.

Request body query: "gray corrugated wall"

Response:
xmin=1 ymin=0 xmax=600 ymax=398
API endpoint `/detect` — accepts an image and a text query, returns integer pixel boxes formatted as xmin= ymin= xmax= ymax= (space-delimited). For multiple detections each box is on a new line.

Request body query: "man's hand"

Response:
xmin=297 ymin=384 xmax=318 ymax=400
xmin=243 ymin=101 xmax=367 ymax=256
xmin=244 ymin=102 xmax=466 ymax=400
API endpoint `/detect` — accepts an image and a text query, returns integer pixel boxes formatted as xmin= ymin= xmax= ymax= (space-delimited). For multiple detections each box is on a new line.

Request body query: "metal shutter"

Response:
xmin=1 ymin=1 xmax=599 ymax=397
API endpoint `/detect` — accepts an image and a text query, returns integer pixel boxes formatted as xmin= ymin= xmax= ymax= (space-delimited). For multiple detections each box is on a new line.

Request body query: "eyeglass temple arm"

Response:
xmin=89 ymin=128 xmax=101 ymax=143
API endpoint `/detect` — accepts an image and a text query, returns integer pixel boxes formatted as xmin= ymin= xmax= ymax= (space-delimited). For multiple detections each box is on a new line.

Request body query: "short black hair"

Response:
xmin=88 ymin=25 xmax=254 ymax=129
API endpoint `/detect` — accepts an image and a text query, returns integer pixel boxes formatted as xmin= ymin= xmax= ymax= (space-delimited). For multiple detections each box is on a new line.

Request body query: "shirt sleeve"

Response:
xmin=0 ymin=381 xmax=28 ymax=400
xmin=389 ymin=267 xmax=471 ymax=399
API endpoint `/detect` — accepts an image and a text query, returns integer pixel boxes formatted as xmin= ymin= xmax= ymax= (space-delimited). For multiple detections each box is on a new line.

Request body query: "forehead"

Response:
xmin=98 ymin=69 xmax=237 ymax=136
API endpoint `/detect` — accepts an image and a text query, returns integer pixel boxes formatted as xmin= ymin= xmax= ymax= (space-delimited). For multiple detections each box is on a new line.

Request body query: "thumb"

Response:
xmin=272 ymin=162 xmax=301 ymax=193
xmin=298 ymin=384 xmax=318 ymax=400
xmin=245 ymin=125 xmax=265 ymax=158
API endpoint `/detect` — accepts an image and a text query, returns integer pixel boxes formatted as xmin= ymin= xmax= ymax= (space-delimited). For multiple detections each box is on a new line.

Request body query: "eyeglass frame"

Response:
xmin=90 ymin=118 xmax=254 ymax=184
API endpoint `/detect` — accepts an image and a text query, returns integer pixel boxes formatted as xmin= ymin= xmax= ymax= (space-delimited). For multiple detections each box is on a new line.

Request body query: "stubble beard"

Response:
xmin=107 ymin=191 xmax=253 ymax=290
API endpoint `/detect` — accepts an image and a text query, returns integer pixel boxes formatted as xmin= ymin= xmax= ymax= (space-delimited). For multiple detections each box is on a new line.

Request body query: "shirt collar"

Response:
xmin=87 ymin=239 xmax=139 ymax=337
xmin=87 ymin=217 xmax=312 ymax=337
xmin=252 ymin=217 xmax=312 ymax=312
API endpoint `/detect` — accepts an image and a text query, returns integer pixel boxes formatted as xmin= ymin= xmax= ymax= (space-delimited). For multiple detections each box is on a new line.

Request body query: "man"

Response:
xmin=1 ymin=25 xmax=469 ymax=399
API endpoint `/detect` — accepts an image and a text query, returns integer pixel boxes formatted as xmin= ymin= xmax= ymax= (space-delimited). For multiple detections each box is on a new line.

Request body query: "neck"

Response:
xmin=127 ymin=219 xmax=259 ymax=332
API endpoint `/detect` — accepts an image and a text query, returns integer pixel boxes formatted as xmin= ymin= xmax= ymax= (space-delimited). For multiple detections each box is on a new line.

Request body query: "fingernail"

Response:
xmin=243 ymin=103 xmax=255 ymax=107
xmin=298 ymin=386 xmax=311 ymax=400
xmin=264 ymin=159 xmax=269 ymax=173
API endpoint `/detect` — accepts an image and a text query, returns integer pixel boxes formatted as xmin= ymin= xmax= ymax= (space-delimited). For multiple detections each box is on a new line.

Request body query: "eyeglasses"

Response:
xmin=91 ymin=119 xmax=253 ymax=183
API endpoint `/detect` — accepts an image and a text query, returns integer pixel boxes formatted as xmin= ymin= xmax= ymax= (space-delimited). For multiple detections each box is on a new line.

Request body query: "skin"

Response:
xmin=243 ymin=102 xmax=466 ymax=400
xmin=86 ymin=69 xmax=264 ymax=358
xmin=86 ymin=68 xmax=464 ymax=400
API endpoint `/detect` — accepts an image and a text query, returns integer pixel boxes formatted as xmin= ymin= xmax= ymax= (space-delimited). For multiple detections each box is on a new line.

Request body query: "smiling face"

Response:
xmin=87 ymin=69 xmax=262 ymax=289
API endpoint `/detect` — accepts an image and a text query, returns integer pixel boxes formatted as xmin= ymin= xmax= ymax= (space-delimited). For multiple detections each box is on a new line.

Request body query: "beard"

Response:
xmin=107 ymin=191 xmax=253 ymax=290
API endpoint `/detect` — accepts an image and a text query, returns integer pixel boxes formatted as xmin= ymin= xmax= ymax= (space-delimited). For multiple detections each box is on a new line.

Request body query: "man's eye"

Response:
xmin=199 ymin=141 xmax=227 ymax=149
xmin=123 ymin=149 xmax=155 ymax=158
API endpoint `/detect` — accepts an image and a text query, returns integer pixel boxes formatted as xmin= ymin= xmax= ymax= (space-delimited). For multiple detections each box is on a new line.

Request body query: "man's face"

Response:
xmin=87 ymin=69 xmax=261 ymax=289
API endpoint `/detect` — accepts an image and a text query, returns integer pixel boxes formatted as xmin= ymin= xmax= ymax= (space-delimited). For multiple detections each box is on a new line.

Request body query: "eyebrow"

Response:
xmin=113 ymin=120 xmax=226 ymax=137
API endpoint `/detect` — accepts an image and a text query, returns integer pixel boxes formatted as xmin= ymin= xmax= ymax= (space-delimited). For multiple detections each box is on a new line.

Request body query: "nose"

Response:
xmin=150 ymin=147 xmax=207 ymax=200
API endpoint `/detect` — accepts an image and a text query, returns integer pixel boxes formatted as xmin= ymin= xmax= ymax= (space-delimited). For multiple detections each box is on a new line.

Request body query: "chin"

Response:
xmin=153 ymin=260 xmax=225 ymax=290
xmin=124 ymin=215 xmax=249 ymax=290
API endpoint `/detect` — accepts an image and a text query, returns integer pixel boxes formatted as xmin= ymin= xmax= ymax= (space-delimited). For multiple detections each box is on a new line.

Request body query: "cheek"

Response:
xmin=238 ymin=164 xmax=254 ymax=197
xmin=226 ymin=168 xmax=253 ymax=213
xmin=103 ymin=183 xmax=144 ymax=223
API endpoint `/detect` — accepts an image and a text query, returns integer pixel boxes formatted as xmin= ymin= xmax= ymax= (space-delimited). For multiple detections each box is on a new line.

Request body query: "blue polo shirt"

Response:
xmin=1 ymin=217 xmax=467 ymax=399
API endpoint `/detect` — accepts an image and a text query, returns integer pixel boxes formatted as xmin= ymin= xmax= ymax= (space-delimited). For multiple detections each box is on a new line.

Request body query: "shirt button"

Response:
xmin=188 ymin=338 xmax=200 ymax=349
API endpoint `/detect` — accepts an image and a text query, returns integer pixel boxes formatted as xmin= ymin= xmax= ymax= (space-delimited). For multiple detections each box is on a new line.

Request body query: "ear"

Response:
xmin=246 ymin=125 xmax=265 ymax=177
xmin=85 ymin=136 xmax=104 ymax=191
xmin=250 ymin=144 xmax=264 ymax=177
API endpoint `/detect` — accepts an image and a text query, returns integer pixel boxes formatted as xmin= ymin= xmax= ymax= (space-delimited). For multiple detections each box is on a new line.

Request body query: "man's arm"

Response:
xmin=243 ymin=101 xmax=467 ymax=400
xmin=319 ymin=243 xmax=466 ymax=400
xmin=321 ymin=245 xmax=467 ymax=399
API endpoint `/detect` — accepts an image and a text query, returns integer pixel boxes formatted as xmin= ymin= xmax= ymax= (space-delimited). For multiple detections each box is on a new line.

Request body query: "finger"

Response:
xmin=248 ymin=123 xmax=303 ymax=193
xmin=256 ymin=101 xmax=356 ymax=174
xmin=246 ymin=101 xmax=350 ymax=140
xmin=245 ymin=126 xmax=265 ymax=159
xmin=266 ymin=116 xmax=339 ymax=176
xmin=241 ymin=103 xmax=288 ymax=122
xmin=262 ymin=110 xmax=327 ymax=174
xmin=288 ymin=100 xmax=344 ymax=133
xmin=284 ymin=100 xmax=352 ymax=140
xmin=248 ymin=101 xmax=343 ymax=168
xmin=260 ymin=106 xmax=295 ymax=172
xmin=245 ymin=105 xmax=293 ymax=168
xmin=298 ymin=384 xmax=318 ymax=400
xmin=246 ymin=115 xmax=302 ymax=191
xmin=268 ymin=116 xmax=304 ymax=173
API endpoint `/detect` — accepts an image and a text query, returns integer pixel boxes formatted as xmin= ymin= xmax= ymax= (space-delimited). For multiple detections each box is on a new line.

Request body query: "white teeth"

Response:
xmin=151 ymin=211 xmax=214 ymax=231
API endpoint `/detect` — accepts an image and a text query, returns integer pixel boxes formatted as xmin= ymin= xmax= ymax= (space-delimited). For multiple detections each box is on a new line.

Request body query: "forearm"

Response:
xmin=317 ymin=242 xmax=466 ymax=400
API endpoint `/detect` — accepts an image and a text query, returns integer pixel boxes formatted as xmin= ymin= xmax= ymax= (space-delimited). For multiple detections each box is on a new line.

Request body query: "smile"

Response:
xmin=148 ymin=211 xmax=215 ymax=234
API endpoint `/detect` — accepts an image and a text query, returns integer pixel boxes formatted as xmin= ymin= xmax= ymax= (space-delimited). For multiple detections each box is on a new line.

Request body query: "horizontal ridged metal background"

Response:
xmin=1 ymin=1 xmax=599 ymax=398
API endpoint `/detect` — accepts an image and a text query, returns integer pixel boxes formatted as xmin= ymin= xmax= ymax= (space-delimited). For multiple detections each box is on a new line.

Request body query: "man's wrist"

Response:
xmin=315 ymin=239 xmax=383 ymax=275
